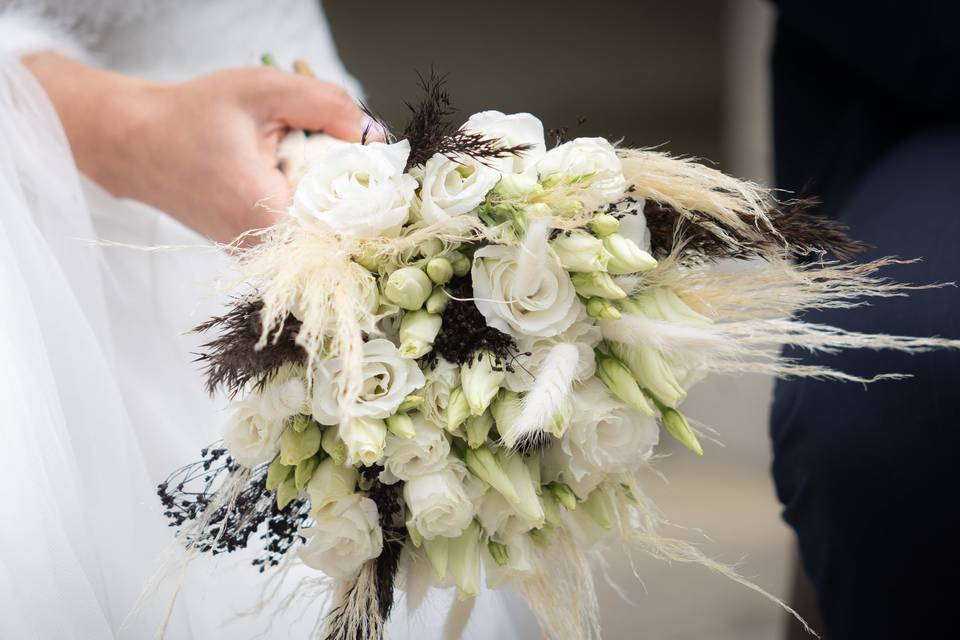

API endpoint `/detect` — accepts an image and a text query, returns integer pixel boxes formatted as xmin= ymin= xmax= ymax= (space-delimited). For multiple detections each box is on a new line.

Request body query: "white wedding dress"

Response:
xmin=0 ymin=1 xmax=538 ymax=638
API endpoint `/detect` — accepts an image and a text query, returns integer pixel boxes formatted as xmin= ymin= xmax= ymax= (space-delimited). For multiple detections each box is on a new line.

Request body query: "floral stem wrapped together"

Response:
xmin=159 ymin=69 xmax=960 ymax=640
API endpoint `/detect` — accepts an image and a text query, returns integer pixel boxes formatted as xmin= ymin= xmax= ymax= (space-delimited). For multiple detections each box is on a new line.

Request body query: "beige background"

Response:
xmin=327 ymin=2 xmax=789 ymax=637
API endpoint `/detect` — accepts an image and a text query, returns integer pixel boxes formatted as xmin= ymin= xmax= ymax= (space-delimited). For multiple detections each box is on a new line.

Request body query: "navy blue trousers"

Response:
xmin=770 ymin=129 xmax=960 ymax=638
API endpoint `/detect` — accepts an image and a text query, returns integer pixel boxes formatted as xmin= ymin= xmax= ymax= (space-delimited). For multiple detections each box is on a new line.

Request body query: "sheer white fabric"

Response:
xmin=0 ymin=2 xmax=538 ymax=638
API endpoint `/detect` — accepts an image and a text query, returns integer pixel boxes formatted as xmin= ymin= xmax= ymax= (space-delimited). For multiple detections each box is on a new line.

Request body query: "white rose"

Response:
xmin=404 ymin=463 xmax=476 ymax=540
xmin=311 ymin=338 xmax=426 ymax=424
xmin=471 ymin=243 xmax=582 ymax=338
xmin=420 ymin=359 xmax=461 ymax=429
xmin=462 ymin=111 xmax=546 ymax=177
xmin=291 ymin=140 xmax=418 ymax=238
xmin=379 ymin=415 xmax=451 ymax=484
xmin=254 ymin=369 xmax=308 ymax=422
xmin=221 ymin=402 xmax=285 ymax=468
xmin=299 ymin=495 xmax=383 ymax=578
xmin=505 ymin=309 xmax=602 ymax=392
xmin=414 ymin=154 xmax=500 ymax=224
xmin=537 ymin=137 xmax=627 ymax=204
xmin=555 ymin=378 xmax=659 ymax=497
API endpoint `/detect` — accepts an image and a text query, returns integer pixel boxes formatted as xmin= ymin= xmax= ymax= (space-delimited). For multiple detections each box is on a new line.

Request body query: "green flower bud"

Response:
xmin=399 ymin=309 xmax=443 ymax=359
xmin=571 ymin=272 xmax=627 ymax=300
xmin=425 ymin=256 xmax=454 ymax=285
xmin=398 ymin=394 xmax=425 ymax=413
xmin=627 ymin=286 xmax=712 ymax=327
xmin=595 ymin=350 xmax=655 ymax=415
xmin=276 ymin=475 xmax=299 ymax=510
xmin=294 ymin=453 xmax=323 ymax=490
xmin=493 ymin=173 xmax=544 ymax=200
xmin=279 ymin=421 xmax=322 ymax=465
xmin=541 ymin=490 xmax=562 ymax=527
xmin=585 ymin=296 xmax=622 ymax=320
xmin=550 ymin=230 xmax=611 ymax=273
xmin=306 ymin=457 xmax=357 ymax=511
xmin=446 ymin=387 xmax=471 ymax=432
xmin=425 ymin=287 xmax=450 ymax=314
xmin=321 ymin=426 xmax=347 ymax=465
xmin=384 ymin=266 xmax=433 ymax=310
xmin=265 ymin=456 xmax=293 ymax=491
xmin=449 ymin=520 xmax=482 ymax=600
xmin=465 ymin=411 xmax=494 ymax=449
xmin=500 ymin=450 xmax=545 ymax=524
xmin=407 ymin=514 xmax=423 ymax=548
xmin=528 ymin=527 xmax=551 ymax=548
xmin=590 ymin=214 xmax=620 ymax=237
xmin=461 ymin=351 xmax=506 ymax=416
xmin=547 ymin=482 xmax=579 ymax=511
xmin=603 ymin=233 xmax=658 ymax=274
xmin=422 ymin=535 xmax=449 ymax=580
xmin=354 ymin=245 xmax=382 ymax=272
xmin=490 ymin=389 xmax=522 ymax=444
xmin=654 ymin=399 xmax=703 ymax=456
xmin=386 ymin=413 xmax=417 ymax=439
xmin=290 ymin=413 xmax=313 ymax=433
xmin=525 ymin=454 xmax=542 ymax=492
xmin=487 ymin=540 xmax=510 ymax=567
xmin=448 ymin=250 xmax=471 ymax=277
xmin=581 ymin=488 xmax=613 ymax=530
xmin=608 ymin=341 xmax=686 ymax=408
xmin=464 ymin=447 xmax=520 ymax=504
xmin=418 ymin=237 xmax=444 ymax=259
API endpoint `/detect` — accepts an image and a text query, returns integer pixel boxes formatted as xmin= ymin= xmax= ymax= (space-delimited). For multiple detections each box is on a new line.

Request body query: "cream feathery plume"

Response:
xmin=504 ymin=342 xmax=579 ymax=448
xmin=442 ymin=596 xmax=476 ymax=640
xmin=513 ymin=218 xmax=550 ymax=298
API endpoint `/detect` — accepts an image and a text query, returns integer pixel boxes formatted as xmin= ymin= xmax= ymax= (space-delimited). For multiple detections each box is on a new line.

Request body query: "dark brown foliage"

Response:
xmin=643 ymin=197 xmax=866 ymax=262
xmin=193 ymin=297 xmax=306 ymax=398
xmin=401 ymin=70 xmax=532 ymax=171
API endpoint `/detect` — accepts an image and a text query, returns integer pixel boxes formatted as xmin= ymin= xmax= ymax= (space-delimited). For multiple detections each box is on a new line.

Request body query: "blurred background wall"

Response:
xmin=326 ymin=2 xmax=788 ymax=638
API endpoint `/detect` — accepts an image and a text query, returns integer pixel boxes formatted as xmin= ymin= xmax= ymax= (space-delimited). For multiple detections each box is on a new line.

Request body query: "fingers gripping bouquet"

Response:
xmin=159 ymin=73 xmax=956 ymax=639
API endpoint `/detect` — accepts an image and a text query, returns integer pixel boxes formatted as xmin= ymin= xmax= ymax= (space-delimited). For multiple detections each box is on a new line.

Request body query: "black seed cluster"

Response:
xmin=428 ymin=276 xmax=518 ymax=369
xmin=158 ymin=442 xmax=308 ymax=571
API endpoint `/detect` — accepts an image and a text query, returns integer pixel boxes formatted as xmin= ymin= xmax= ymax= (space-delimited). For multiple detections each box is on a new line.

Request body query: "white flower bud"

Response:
xmin=385 ymin=413 xmax=417 ymax=439
xmin=321 ymin=425 xmax=347 ymax=465
xmin=464 ymin=446 xmax=520 ymax=504
xmin=490 ymin=389 xmax=522 ymax=442
xmin=608 ymin=341 xmax=686 ymax=408
xmin=493 ymin=173 xmax=544 ymax=200
xmin=571 ymin=272 xmax=627 ymax=300
xmin=399 ymin=310 xmax=443 ymax=359
xmin=422 ymin=535 xmax=449 ymax=579
xmin=307 ymin=457 xmax=358 ymax=511
xmin=461 ymin=351 xmax=506 ymax=416
xmin=341 ymin=416 xmax=387 ymax=466
xmin=465 ymin=411 xmax=494 ymax=449
xmin=446 ymin=387 xmax=471 ymax=432
xmin=595 ymin=350 xmax=654 ymax=415
xmin=603 ymin=233 xmax=657 ymax=274
xmin=384 ymin=267 xmax=433 ymax=310
xmin=500 ymin=451 xmax=545 ymax=524
xmin=585 ymin=296 xmax=622 ymax=320
xmin=653 ymin=398 xmax=703 ymax=456
xmin=426 ymin=256 xmax=454 ymax=285
xmin=425 ymin=287 xmax=450 ymax=314
xmin=550 ymin=230 xmax=611 ymax=273
xmin=448 ymin=520 xmax=482 ymax=600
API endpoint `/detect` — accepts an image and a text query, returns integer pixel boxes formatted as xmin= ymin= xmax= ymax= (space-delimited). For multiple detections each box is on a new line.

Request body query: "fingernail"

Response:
xmin=360 ymin=114 xmax=386 ymax=143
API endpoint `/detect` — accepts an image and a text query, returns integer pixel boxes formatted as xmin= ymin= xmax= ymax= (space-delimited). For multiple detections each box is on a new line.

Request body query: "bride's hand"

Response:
xmin=23 ymin=52 xmax=375 ymax=243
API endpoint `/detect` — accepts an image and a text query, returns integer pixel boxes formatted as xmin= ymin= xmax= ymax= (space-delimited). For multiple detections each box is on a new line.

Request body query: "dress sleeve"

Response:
xmin=0 ymin=6 xmax=88 ymax=59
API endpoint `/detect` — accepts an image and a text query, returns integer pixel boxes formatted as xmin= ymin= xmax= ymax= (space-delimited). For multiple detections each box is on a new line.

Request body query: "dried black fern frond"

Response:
xmin=193 ymin=297 xmax=306 ymax=398
xmin=401 ymin=69 xmax=532 ymax=170
xmin=643 ymin=198 xmax=866 ymax=262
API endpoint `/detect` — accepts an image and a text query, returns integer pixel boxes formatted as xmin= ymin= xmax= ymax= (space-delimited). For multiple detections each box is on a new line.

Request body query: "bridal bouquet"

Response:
xmin=158 ymin=72 xmax=954 ymax=639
